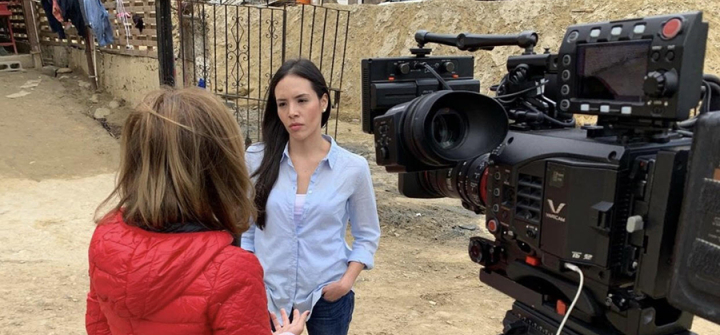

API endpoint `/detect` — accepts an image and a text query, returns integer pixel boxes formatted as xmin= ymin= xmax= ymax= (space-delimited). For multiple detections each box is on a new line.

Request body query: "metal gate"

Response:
xmin=175 ymin=0 xmax=351 ymax=144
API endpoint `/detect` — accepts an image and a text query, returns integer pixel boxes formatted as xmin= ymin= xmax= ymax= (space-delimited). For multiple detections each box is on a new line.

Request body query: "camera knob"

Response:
xmin=443 ymin=61 xmax=455 ymax=73
xmin=644 ymin=70 xmax=678 ymax=98
xmin=397 ymin=62 xmax=410 ymax=75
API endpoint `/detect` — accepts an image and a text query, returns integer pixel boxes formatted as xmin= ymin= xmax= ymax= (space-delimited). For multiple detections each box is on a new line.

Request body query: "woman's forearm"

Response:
xmin=340 ymin=261 xmax=365 ymax=288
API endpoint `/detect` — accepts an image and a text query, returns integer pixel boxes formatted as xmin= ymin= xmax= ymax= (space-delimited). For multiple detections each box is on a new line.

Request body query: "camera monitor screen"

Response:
xmin=575 ymin=40 xmax=652 ymax=102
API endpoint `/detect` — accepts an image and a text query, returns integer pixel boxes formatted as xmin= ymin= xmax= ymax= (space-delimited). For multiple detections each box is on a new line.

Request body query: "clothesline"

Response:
xmin=38 ymin=0 xmax=149 ymax=49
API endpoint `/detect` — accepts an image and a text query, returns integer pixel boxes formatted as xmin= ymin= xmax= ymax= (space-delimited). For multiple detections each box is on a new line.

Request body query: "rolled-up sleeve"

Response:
xmin=347 ymin=161 xmax=381 ymax=270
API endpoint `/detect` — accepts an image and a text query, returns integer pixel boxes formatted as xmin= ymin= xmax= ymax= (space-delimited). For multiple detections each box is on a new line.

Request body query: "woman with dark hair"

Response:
xmin=242 ymin=58 xmax=381 ymax=335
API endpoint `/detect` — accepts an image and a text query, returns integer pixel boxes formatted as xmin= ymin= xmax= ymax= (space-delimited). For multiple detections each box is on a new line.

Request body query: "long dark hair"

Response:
xmin=253 ymin=58 xmax=331 ymax=229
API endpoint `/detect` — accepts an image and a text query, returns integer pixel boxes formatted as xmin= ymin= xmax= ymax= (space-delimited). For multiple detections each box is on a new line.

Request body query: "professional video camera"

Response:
xmin=360 ymin=11 xmax=720 ymax=335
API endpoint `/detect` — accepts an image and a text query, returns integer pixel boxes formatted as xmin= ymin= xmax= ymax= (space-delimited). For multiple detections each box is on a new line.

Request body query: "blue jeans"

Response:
xmin=307 ymin=290 xmax=355 ymax=335
xmin=270 ymin=290 xmax=355 ymax=335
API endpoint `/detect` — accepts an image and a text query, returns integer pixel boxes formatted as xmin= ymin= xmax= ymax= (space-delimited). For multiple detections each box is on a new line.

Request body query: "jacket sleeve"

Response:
xmin=209 ymin=250 xmax=272 ymax=335
xmin=85 ymin=265 xmax=111 ymax=335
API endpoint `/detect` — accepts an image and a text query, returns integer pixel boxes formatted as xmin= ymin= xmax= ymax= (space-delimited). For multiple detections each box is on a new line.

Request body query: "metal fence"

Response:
xmin=176 ymin=0 xmax=350 ymax=144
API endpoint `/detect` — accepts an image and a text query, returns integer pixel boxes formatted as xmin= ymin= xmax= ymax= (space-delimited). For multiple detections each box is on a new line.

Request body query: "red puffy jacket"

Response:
xmin=85 ymin=212 xmax=272 ymax=335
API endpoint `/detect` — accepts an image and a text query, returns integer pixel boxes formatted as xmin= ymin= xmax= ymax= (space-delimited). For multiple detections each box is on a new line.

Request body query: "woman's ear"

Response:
xmin=321 ymin=93 xmax=329 ymax=111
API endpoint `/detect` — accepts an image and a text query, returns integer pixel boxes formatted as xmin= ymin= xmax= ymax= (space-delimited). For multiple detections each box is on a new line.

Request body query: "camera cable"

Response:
xmin=420 ymin=63 xmax=452 ymax=91
xmin=512 ymin=102 xmax=576 ymax=128
xmin=556 ymin=262 xmax=584 ymax=335
xmin=495 ymin=79 xmax=548 ymax=103
xmin=677 ymin=80 xmax=714 ymax=130
xmin=704 ymin=74 xmax=720 ymax=88
xmin=676 ymin=129 xmax=694 ymax=137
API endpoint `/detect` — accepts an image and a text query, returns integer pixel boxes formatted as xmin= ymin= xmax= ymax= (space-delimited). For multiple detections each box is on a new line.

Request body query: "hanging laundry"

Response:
xmin=51 ymin=0 xmax=65 ymax=27
xmin=83 ymin=0 xmax=114 ymax=46
xmin=57 ymin=0 xmax=87 ymax=38
xmin=115 ymin=0 xmax=133 ymax=49
xmin=40 ymin=0 xmax=66 ymax=39
xmin=132 ymin=14 xmax=144 ymax=33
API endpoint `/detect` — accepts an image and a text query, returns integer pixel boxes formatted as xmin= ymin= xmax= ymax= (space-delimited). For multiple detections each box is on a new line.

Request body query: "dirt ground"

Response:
xmin=1 ymin=69 xmax=718 ymax=335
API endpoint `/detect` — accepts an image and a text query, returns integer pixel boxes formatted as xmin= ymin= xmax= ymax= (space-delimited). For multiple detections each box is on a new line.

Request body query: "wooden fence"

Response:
xmin=36 ymin=0 xmax=159 ymax=58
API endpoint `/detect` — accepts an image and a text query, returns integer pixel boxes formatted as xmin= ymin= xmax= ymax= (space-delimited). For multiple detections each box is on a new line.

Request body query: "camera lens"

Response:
xmin=415 ymin=154 xmax=491 ymax=211
xmin=402 ymin=90 xmax=509 ymax=168
xmin=431 ymin=108 xmax=465 ymax=150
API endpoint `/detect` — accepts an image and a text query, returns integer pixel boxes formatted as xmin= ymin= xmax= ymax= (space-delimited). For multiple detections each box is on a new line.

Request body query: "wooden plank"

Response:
xmin=111 ymin=26 xmax=157 ymax=37
xmin=116 ymin=32 xmax=157 ymax=39
xmin=104 ymin=4 xmax=156 ymax=13
xmin=39 ymin=31 xmax=60 ymax=38
xmin=98 ymin=47 xmax=158 ymax=59
xmin=127 ymin=38 xmax=157 ymax=47
xmin=40 ymin=39 xmax=83 ymax=48
xmin=129 ymin=28 xmax=157 ymax=36
xmin=112 ymin=24 xmax=157 ymax=33
xmin=109 ymin=0 xmax=154 ymax=6
xmin=104 ymin=0 xmax=155 ymax=8
xmin=113 ymin=35 xmax=157 ymax=47
xmin=101 ymin=0 xmax=149 ymax=6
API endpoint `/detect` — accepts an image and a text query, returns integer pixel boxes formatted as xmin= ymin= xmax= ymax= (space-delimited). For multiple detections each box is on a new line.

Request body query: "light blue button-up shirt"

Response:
xmin=241 ymin=134 xmax=381 ymax=321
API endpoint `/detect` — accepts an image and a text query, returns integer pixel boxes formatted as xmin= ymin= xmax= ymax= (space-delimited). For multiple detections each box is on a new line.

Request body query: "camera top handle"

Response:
xmin=414 ymin=30 xmax=539 ymax=54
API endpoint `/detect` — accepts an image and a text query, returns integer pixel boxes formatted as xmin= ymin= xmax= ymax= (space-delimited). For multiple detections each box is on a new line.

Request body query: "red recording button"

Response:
xmin=487 ymin=219 xmax=498 ymax=233
xmin=662 ymin=18 xmax=682 ymax=39
xmin=526 ymin=255 xmax=540 ymax=267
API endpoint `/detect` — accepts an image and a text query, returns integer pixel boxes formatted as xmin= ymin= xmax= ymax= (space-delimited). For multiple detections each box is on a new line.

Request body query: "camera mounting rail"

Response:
xmin=412 ymin=30 xmax=539 ymax=56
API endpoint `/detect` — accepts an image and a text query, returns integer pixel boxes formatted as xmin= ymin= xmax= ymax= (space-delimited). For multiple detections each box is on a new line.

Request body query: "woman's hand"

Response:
xmin=271 ymin=309 xmax=309 ymax=335
xmin=321 ymin=278 xmax=352 ymax=302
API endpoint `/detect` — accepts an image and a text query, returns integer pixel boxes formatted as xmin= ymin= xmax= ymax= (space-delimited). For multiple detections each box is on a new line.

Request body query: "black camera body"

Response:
xmin=362 ymin=54 xmax=509 ymax=173
xmin=476 ymin=128 xmax=695 ymax=335
xmin=556 ymin=13 xmax=707 ymax=121
xmin=361 ymin=11 xmax=720 ymax=335
xmin=361 ymin=55 xmax=479 ymax=135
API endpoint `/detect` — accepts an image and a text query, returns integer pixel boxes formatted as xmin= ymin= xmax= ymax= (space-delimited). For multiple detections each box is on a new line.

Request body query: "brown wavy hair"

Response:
xmin=96 ymin=87 xmax=256 ymax=236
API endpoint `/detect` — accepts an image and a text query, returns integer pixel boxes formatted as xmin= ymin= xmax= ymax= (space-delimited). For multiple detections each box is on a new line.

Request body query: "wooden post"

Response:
xmin=178 ymin=0 xmax=193 ymax=87
xmin=73 ymin=0 xmax=98 ymax=91
xmin=21 ymin=0 xmax=42 ymax=68
xmin=179 ymin=1 xmax=198 ymax=88
xmin=156 ymin=0 xmax=175 ymax=86
xmin=83 ymin=30 xmax=98 ymax=91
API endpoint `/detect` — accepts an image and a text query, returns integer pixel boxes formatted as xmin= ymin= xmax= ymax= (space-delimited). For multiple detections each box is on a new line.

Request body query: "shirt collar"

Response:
xmin=281 ymin=134 xmax=339 ymax=170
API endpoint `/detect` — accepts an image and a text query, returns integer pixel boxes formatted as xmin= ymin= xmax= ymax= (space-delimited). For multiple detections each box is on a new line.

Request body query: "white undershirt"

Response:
xmin=294 ymin=194 xmax=306 ymax=224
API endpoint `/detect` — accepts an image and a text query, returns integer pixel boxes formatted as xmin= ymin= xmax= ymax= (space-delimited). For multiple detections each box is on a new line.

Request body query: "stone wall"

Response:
xmin=327 ymin=0 xmax=720 ymax=119
xmin=41 ymin=0 xmax=720 ymax=117
xmin=41 ymin=46 xmax=167 ymax=106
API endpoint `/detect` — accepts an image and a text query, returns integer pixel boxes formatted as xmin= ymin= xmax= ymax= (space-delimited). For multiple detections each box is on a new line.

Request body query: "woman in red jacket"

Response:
xmin=85 ymin=87 xmax=309 ymax=334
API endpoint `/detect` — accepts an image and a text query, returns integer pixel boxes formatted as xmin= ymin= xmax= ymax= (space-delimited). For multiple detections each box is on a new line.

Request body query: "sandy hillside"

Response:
xmin=2 ymin=66 xmax=720 ymax=335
